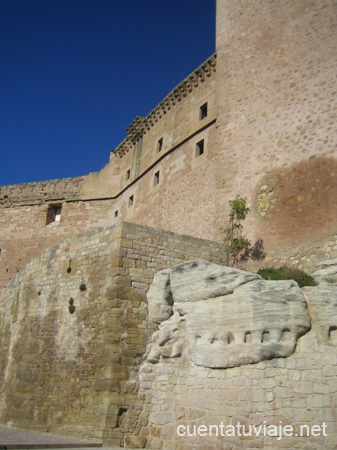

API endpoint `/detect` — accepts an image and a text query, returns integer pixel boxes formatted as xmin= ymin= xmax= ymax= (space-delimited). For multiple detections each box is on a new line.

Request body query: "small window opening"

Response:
xmin=196 ymin=139 xmax=204 ymax=157
xmin=114 ymin=210 xmax=119 ymax=218
xmin=200 ymin=102 xmax=208 ymax=120
xmin=128 ymin=195 xmax=134 ymax=207
xmin=126 ymin=169 xmax=131 ymax=180
xmin=157 ymin=137 xmax=163 ymax=152
xmin=46 ymin=204 xmax=62 ymax=225
xmin=154 ymin=171 xmax=160 ymax=186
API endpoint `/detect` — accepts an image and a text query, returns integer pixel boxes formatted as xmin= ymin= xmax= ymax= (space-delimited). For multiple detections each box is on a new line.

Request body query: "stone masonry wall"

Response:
xmin=0 ymin=57 xmax=217 ymax=293
xmin=70 ymin=0 xmax=337 ymax=270
xmin=0 ymin=198 xmax=116 ymax=292
xmin=0 ymin=222 xmax=226 ymax=446
xmin=138 ymin=336 xmax=337 ymax=450
xmin=0 ymin=176 xmax=85 ymax=207
xmin=1 ymin=0 xmax=337 ymax=299
xmin=212 ymin=0 xmax=337 ymax=269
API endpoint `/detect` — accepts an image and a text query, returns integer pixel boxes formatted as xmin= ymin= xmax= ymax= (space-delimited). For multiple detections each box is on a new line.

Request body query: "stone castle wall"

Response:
xmin=0 ymin=222 xmax=226 ymax=446
xmin=213 ymin=0 xmax=337 ymax=267
xmin=1 ymin=1 xmax=337 ymax=448
xmin=0 ymin=56 xmax=217 ymax=293
xmin=1 ymin=1 xmax=337 ymax=294
xmin=1 ymin=225 xmax=337 ymax=449
xmin=0 ymin=176 xmax=85 ymax=207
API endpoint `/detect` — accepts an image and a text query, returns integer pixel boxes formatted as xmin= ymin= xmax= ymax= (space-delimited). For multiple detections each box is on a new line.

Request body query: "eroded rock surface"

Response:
xmin=303 ymin=284 xmax=337 ymax=345
xmin=312 ymin=258 xmax=337 ymax=284
xmin=146 ymin=260 xmax=311 ymax=369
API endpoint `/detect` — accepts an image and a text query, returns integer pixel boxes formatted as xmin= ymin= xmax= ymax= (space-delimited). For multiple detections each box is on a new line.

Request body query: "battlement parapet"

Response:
xmin=113 ymin=53 xmax=217 ymax=157
xmin=0 ymin=175 xmax=86 ymax=207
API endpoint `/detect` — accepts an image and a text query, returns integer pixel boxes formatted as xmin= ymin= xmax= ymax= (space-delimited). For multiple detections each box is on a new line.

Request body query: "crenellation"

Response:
xmin=113 ymin=54 xmax=216 ymax=161
xmin=0 ymin=176 xmax=85 ymax=207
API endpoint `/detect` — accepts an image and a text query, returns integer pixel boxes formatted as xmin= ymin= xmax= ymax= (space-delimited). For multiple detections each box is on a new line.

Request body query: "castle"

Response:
xmin=1 ymin=0 xmax=337 ymax=292
xmin=1 ymin=0 xmax=337 ymax=448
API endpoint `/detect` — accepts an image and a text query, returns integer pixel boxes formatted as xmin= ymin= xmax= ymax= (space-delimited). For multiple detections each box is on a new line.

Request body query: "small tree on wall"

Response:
xmin=222 ymin=196 xmax=265 ymax=267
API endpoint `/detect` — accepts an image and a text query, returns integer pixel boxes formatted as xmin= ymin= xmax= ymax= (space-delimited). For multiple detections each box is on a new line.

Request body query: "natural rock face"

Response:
xmin=146 ymin=260 xmax=311 ymax=369
xmin=303 ymin=284 xmax=337 ymax=345
xmin=312 ymin=258 xmax=337 ymax=284
xmin=147 ymin=269 xmax=173 ymax=324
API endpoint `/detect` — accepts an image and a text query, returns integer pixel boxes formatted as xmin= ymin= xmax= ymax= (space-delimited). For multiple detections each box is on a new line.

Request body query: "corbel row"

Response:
xmin=114 ymin=53 xmax=217 ymax=158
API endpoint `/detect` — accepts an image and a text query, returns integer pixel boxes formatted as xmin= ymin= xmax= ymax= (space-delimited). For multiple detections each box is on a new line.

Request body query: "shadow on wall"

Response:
xmin=254 ymin=157 xmax=337 ymax=247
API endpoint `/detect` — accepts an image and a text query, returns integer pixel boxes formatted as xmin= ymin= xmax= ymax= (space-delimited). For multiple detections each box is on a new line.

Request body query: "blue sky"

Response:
xmin=1 ymin=0 xmax=216 ymax=186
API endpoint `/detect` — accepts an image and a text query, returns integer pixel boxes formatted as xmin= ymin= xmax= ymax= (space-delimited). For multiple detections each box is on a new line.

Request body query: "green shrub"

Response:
xmin=68 ymin=297 xmax=76 ymax=314
xmin=79 ymin=283 xmax=87 ymax=292
xmin=221 ymin=196 xmax=265 ymax=267
xmin=257 ymin=266 xmax=317 ymax=288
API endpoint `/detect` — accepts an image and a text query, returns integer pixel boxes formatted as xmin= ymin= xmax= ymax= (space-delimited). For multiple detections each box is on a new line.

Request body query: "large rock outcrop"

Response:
xmin=311 ymin=258 xmax=337 ymax=284
xmin=146 ymin=260 xmax=311 ymax=369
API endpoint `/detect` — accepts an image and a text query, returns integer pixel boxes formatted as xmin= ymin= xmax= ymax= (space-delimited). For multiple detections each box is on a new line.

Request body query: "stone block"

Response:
xmin=124 ymin=435 xmax=147 ymax=448
xmin=95 ymin=379 xmax=120 ymax=392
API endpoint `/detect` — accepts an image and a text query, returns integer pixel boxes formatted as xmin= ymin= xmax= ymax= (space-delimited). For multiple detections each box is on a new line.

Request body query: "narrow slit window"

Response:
xmin=157 ymin=137 xmax=163 ymax=152
xmin=114 ymin=210 xmax=119 ymax=218
xmin=196 ymin=139 xmax=204 ymax=157
xmin=154 ymin=171 xmax=160 ymax=186
xmin=200 ymin=102 xmax=208 ymax=120
xmin=128 ymin=195 xmax=134 ymax=207
xmin=126 ymin=169 xmax=131 ymax=180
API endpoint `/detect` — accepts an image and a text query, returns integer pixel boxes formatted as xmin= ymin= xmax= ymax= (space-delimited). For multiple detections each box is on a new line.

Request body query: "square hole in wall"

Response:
xmin=128 ymin=195 xmax=134 ymax=207
xmin=126 ymin=169 xmax=131 ymax=180
xmin=196 ymin=139 xmax=204 ymax=157
xmin=154 ymin=170 xmax=160 ymax=186
xmin=46 ymin=204 xmax=62 ymax=225
xmin=200 ymin=102 xmax=208 ymax=120
xmin=157 ymin=137 xmax=163 ymax=152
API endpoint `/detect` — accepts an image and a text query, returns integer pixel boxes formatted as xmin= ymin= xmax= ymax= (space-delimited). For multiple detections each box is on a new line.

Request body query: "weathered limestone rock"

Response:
xmin=147 ymin=269 xmax=173 ymax=324
xmin=312 ymin=258 xmax=337 ymax=283
xmin=303 ymin=284 xmax=337 ymax=345
xmin=146 ymin=260 xmax=311 ymax=369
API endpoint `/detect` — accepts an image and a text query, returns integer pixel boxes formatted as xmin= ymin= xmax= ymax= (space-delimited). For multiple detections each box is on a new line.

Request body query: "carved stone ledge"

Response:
xmin=146 ymin=260 xmax=311 ymax=369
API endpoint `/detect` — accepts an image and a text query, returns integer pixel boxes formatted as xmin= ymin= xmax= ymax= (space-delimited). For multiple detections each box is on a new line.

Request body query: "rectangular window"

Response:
xmin=157 ymin=137 xmax=163 ymax=152
xmin=200 ymin=102 xmax=208 ymax=120
xmin=114 ymin=210 xmax=118 ymax=218
xmin=46 ymin=204 xmax=62 ymax=225
xmin=154 ymin=170 xmax=160 ymax=186
xmin=196 ymin=139 xmax=204 ymax=157
xmin=128 ymin=195 xmax=134 ymax=207
xmin=126 ymin=169 xmax=131 ymax=180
